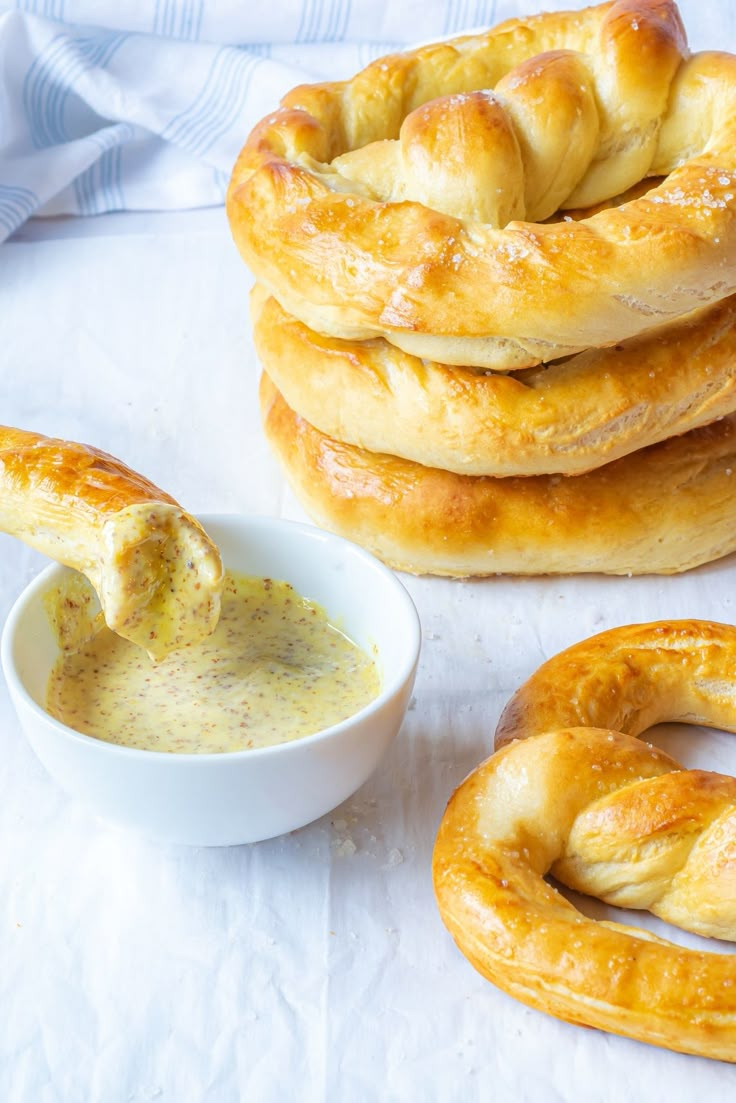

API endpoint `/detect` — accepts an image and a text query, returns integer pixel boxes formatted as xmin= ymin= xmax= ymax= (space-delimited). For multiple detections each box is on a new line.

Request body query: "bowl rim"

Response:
xmin=1 ymin=512 xmax=421 ymax=763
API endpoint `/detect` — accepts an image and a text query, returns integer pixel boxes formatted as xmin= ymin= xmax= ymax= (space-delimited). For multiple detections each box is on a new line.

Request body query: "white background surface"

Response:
xmin=3 ymin=5 xmax=736 ymax=1102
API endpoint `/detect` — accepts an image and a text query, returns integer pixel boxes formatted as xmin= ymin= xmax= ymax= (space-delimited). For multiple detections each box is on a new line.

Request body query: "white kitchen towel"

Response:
xmin=0 ymin=0 xmax=728 ymax=243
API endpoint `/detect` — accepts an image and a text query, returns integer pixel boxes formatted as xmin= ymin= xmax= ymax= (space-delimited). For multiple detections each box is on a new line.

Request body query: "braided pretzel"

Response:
xmin=251 ymin=285 xmax=736 ymax=477
xmin=228 ymin=1 xmax=736 ymax=371
xmin=259 ymin=372 xmax=736 ymax=576
xmin=433 ymin=621 xmax=736 ymax=1061
xmin=0 ymin=428 xmax=223 ymax=659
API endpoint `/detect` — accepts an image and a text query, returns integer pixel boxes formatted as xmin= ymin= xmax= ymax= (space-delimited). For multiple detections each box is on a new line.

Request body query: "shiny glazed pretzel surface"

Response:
xmin=228 ymin=0 xmax=736 ymax=370
xmin=260 ymin=373 xmax=736 ymax=577
xmin=251 ymin=285 xmax=736 ymax=477
xmin=433 ymin=621 xmax=736 ymax=1061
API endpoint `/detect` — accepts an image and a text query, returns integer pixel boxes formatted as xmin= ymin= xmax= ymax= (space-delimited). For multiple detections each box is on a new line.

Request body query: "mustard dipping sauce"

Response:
xmin=45 ymin=571 xmax=381 ymax=754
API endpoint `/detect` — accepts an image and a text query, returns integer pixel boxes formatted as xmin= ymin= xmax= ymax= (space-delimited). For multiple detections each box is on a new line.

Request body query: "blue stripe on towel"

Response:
xmin=245 ymin=43 xmax=272 ymax=58
xmin=72 ymin=156 xmax=92 ymax=214
xmin=445 ymin=0 xmax=464 ymax=34
xmin=213 ymin=167 xmax=230 ymax=197
xmin=295 ymin=0 xmax=315 ymax=44
xmin=300 ymin=0 xmax=353 ymax=43
xmin=0 ymin=184 xmax=39 ymax=237
xmin=357 ymin=40 xmax=402 ymax=68
xmin=323 ymin=0 xmax=340 ymax=42
xmin=194 ymin=54 xmax=262 ymax=155
xmin=444 ymin=0 xmax=498 ymax=33
xmin=14 ymin=0 xmax=66 ymax=16
xmin=478 ymin=0 xmax=497 ymax=29
xmin=161 ymin=47 xmax=230 ymax=146
xmin=96 ymin=142 xmax=123 ymax=212
xmin=72 ymin=122 xmax=133 ymax=215
xmin=298 ymin=0 xmax=352 ymax=44
xmin=178 ymin=0 xmax=202 ymax=42
xmin=153 ymin=0 xmax=205 ymax=41
xmin=163 ymin=48 xmax=263 ymax=158
xmin=22 ymin=30 xmax=129 ymax=149
xmin=336 ymin=0 xmax=352 ymax=41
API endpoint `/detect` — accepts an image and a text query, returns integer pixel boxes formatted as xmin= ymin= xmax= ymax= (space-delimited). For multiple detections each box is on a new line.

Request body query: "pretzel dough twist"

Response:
xmin=433 ymin=621 xmax=736 ymax=1061
xmin=228 ymin=1 xmax=736 ymax=370
xmin=0 ymin=428 xmax=223 ymax=659
xmin=252 ymin=286 xmax=736 ymax=477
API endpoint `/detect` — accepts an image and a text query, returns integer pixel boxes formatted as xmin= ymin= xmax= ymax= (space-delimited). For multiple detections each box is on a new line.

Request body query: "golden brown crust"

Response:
xmin=228 ymin=2 xmax=736 ymax=370
xmin=251 ymin=285 xmax=736 ymax=477
xmin=496 ymin=619 xmax=736 ymax=749
xmin=432 ymin=620 xmax=736 ymax=1061
xmin=0 ymin=427 xmax=179 ymax=516
xmin=0 ymin=427 xmax=223 ymax=658
xmin=259 ymin=372 xmax=736 ymax=576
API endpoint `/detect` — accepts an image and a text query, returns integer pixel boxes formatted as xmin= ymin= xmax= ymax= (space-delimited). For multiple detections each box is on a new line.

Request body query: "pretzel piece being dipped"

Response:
xmin=228 ymin=1 xmax=736 ymax=370
xmin=252 ymin=286 xmax=736 ymax=477
xmin=0 ymin=428 xmax=223 ymax=660
xmin=259 ymin=373 xmax=736 ymax=577
xmin=433 ymin=621 xmax=736 ymax=1061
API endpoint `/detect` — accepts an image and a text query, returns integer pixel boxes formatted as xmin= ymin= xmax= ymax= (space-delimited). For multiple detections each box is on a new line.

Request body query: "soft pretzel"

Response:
xmin=251 ymin=285 xmax=736 ymax=477
xmin=433 ymin=621 xmax=736 ymax=1061
xmin=228 ymin=1 xmax=736 ymax=370
xmin=0 ymin=428 xmax=223 ymax=659
xmin=259 ymin=372 xmax=736 ymax=576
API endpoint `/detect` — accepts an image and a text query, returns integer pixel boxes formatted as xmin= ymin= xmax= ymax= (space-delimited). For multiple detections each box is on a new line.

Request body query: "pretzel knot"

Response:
xmin=433 ymin=621 xmax=736 ymax=1061
xmin=228 ymin=0 xmax=736 ymax=370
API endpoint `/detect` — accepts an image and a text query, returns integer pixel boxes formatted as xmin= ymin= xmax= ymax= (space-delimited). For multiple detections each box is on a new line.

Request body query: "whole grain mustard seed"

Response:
xmin=45 ymin=572 xmax=380 ymax=754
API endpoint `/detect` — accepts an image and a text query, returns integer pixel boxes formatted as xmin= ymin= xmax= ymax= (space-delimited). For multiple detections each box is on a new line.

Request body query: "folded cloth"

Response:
xmin=0 ymin=1 xmax=503 ymax=44
xmin=0 ymin=13 xmax=361 ymax=240
xmin=0 ymin=0 xmax=511 ymax=242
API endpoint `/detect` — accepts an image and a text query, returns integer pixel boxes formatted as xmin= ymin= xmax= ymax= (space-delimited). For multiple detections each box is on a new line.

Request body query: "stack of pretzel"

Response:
xmin=227 ymin=0 xmax=736 ymax=576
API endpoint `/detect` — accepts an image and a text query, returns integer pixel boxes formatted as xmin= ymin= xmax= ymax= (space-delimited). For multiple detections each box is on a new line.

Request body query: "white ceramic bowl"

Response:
xmin=1 ymin=514 xmax=421 ymax=846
